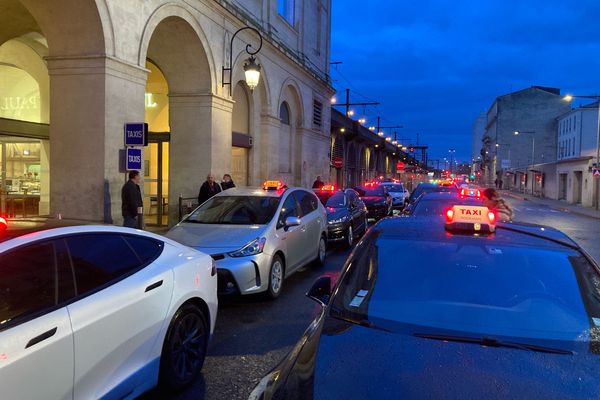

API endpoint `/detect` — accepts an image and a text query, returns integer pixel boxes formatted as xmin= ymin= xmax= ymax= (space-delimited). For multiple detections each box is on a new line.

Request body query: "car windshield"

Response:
xmin=355 ymin=186 xmax=385 ymax=197
xmin=331 ymin=231 xmax=600 ymax=347
xmin=385 ymin=184 xmax=404 ymax=193
xmin=186 ymin=196 xmax=280 ymax=225
xmin=326 ymin=193 xmax=347 ymax=208
xmin=316 ymin=191 xmax=334 ymax=206
xmin=410 ymin=185 xmax=454 ymax=201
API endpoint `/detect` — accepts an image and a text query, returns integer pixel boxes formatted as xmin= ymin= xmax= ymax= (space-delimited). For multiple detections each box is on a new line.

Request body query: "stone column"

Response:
xmin=168 ymin=93 xmax=233 ymax=225
xmin=47 ymin=56 xmax=147 ymax=223
xmin=39 ymin=139 xmax=50 ymax=215
xmin=258 ymin=113 xmax=280 ymax=183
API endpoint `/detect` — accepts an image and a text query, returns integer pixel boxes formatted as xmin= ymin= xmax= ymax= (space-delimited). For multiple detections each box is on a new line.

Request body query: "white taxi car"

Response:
xmin=0 ymin=225 xmax=217 ymax=400
xmin=167 ymin=180 xmax=328 ymax=299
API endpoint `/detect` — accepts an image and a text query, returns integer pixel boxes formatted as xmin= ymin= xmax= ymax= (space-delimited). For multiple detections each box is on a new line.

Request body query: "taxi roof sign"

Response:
xmin=263 ymin=180 xmax=285 ymax=191
xmin=445 ymin=204 xmax=496 ymax=233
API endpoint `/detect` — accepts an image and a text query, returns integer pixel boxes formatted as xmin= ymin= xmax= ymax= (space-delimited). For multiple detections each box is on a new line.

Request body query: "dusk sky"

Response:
xmin=330 ymin=0 xmax=600 ymax=163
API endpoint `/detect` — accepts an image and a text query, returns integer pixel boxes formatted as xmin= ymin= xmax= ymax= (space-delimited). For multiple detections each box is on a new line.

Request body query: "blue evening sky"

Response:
xmin=330 ymin=0 xmax=600 ymax=163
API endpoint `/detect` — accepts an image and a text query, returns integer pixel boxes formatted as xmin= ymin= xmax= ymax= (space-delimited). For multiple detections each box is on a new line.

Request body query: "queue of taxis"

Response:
xmin=314 ymin=185 xmax=368 ymax=248
xmin=251 ymin=192 xmax=600 ymax=399
xmin=167 ymin=180 xmax=328 ymax=299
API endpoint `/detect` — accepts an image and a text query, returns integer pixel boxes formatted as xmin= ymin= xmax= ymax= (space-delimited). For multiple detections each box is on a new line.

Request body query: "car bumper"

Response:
xmin=327 ymin=222 xmax=350 ymax=242
xmin=212 ymin=253 xmax=272 ymax=295
xmin=366 ymin=206 xmax=388 ymax=220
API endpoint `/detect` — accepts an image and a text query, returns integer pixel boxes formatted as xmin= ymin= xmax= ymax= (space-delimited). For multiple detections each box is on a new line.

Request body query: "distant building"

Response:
xmin=555 ymin=102 xmax=599 ymax=207
xmin=481 ymin=86 xmax=571 ymax=194
xmin=471 ymin=112 xmax=486 ymax=174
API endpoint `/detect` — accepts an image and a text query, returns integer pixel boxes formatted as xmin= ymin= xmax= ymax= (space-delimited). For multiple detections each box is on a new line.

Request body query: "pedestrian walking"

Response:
xmin=121 ymin=170 xmax=143 ymax=228
xmin=198 ymin=173 xmax=222 ymax=205
xmin=312 ymin=175 xmax=325 ymax=189
xmin=221 ymin=174 xmax=236 ymax=190
xmin=482 ymin=188 xmax=513 ymax=221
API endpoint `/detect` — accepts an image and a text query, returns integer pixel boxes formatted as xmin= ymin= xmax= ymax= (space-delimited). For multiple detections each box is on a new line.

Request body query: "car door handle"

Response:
xmin=145 ymin=280 xmax=163 ymax=292
xmin=26 ymin=327 xmax=57 ymax=349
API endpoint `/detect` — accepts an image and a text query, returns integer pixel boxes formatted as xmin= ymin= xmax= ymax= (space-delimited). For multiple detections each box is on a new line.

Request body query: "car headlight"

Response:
xmin=328 ymin=215 xmax=349 ymax=224
xmin=228 ymin=237 xmax=267 ymax=257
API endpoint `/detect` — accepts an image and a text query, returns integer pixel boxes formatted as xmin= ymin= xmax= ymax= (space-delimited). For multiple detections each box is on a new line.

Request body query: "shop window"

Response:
xmin=0 ymin=65 xmax=41 ymax=123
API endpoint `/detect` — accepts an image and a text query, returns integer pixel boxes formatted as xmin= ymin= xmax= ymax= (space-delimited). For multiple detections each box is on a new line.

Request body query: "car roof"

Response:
xmin=0 ymin=223 xmax=182 ymax=250
xmin=417 ymin=191 xmax=463 ymax=200
xmin=213 ymin=186 xmax=308 ymax=198
xmin=376 ymin=217 xmax=579 ymax=251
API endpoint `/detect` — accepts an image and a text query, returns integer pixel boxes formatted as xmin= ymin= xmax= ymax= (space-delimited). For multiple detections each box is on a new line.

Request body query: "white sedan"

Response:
xmin=0 ymin=225 xmax=217 ymax=399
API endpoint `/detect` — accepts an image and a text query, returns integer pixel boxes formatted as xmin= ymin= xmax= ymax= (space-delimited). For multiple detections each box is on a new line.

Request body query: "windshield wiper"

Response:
xmin=413 ymin=333 xmax=572 ymax=355
xmin=329 ymin=305 xmax=391 ymax=333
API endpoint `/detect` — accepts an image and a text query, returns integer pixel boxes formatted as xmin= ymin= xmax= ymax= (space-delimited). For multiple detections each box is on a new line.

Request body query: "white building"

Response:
xmin=556 ymin=102 xmax=599 ymax=208
xmin=0 ymin=0 xmax=334 ymax=226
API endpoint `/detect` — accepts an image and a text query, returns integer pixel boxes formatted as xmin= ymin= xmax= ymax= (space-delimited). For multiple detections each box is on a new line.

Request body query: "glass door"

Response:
xmin=143 ymin=133 xmax=169 ymax=226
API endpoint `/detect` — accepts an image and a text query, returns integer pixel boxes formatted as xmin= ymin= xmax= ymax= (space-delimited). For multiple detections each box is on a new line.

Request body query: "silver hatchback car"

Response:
xmin=166 ymin=184 xmax=328 ymax=299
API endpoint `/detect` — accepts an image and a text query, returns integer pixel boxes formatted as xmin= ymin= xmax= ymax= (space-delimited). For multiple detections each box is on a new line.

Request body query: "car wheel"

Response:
xmin=160 ymin=304 xmax=208 ymax=391
xmin=345 ymin=225 xmax=354 ymax=248
xmin=267 ymin=255 xmax=284 ymax=299
xmin=313 ymin=235 xmax=327 ymax=267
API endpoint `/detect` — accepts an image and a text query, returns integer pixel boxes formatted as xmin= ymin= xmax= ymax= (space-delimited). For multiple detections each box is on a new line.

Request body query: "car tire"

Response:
xmin=267 ymin=255 xmax=284 ymax=299
xmin=345 ymin=225 xmax=353 ymax=248
xmin=313 ymin=235 xmax=327 ymax=267
xmin=159 ymin=304 xmax=208 ymax=392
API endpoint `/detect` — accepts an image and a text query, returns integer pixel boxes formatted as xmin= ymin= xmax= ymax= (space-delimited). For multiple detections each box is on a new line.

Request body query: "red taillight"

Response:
xmin=488 ymin=211 xmax=496 ymax=223
xmin=0 ymin=217 xmax=7 ymax=231
xmin=476 ymin=190 xmax=482 ymax=198
xmin=460 ymin=188 xmax=466 ymax=196
xmin=445 ymin=208 xmax=455 ymax=223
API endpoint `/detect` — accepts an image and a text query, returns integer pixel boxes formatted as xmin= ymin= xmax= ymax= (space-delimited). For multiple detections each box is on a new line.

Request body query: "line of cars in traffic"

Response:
xmin=0 ymin=178 xmax=407 ymax=398
xmin=250 ymin=178 xmax=600 ymax=399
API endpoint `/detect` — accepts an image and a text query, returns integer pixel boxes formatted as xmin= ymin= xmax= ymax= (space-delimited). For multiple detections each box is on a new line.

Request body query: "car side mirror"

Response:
xmin=307 ymin=275 xmax=332 ymax=305
xmin=285 ymin=216 xmax=301 ymax=229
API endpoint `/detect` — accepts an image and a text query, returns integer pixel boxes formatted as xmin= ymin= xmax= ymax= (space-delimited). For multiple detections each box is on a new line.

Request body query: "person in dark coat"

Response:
xmin=221 ymin=174 xmax=236 ymax=190
xmin=198 ymin=173 xmax=222 ymax=205
xmin=312 ymin=175 xmax=325 ymax=189
xmin=122 ymin=170 xmax=143 ymax=228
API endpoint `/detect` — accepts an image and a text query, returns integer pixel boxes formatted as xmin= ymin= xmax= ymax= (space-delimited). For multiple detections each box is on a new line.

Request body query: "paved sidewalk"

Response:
xmin=503 ymin=190 xmax=600 ymax=220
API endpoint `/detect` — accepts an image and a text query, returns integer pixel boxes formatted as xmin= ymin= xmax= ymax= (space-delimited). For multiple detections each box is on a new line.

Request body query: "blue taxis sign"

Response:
xmin=124 ymin=123 xmax=148 ymax=146
xmin=126 ymin=148 xmax=142 ymax=171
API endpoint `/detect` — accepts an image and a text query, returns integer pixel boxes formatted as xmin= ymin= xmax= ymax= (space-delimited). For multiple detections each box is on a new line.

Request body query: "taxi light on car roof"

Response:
xmin=263 ymin=180 xmax=285 ymax=190
xmin=445 ymin=204 xmax=496 ymax=233
xmin=321 ymin=185 xmax=336 ymax=192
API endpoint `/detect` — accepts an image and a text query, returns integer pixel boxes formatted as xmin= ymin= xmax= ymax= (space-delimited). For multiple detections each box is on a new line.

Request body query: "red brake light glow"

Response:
xmin=476 ymin=190 xmax=481 ymax=198
xmin=460 ymin=188 xmax=466 ymax=196
xmin=488 ymin=211 xmax=496 ymax=223
xmin=445 ymin=208 xmax=455 ymax=223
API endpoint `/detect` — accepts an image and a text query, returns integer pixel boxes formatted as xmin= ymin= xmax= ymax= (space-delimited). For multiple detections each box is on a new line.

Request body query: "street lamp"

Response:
xmin=514 ymin=130 xmax=535 ymax=195
xmin=222 ymin=26 xmax=263 ymax=96
xmin=563 ymin=94 xmax=600 ymax=209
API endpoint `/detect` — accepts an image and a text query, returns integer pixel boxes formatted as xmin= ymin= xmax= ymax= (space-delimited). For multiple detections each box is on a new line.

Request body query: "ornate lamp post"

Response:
xmin=222 ymin=26 xmax=263 ymax=95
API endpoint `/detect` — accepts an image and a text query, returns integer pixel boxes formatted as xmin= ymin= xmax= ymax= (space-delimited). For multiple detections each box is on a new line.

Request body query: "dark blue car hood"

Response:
xmin=311 ymin=320 xmax=600 ymax=399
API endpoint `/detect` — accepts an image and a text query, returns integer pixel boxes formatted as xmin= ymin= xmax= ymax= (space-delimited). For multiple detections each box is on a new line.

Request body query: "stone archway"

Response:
xmin=277 ymin=81 xmax=304 ymax=186
xmin=141 ymin=14 xmax=218 ymax=225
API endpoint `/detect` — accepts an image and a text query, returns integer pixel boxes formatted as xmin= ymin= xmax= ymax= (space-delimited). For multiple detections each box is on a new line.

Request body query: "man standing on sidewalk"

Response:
xmin=122 ymin=170 xmax=143 ymax=228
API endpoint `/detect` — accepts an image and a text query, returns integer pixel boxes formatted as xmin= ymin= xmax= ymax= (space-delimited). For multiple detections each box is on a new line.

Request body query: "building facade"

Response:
xmin=481 ymin=86 xmax=571 ymax=194
xmin=0 ymin=0 xmax=334 ymax=226
xmin=555 ymin=103 xmax=600 ymax=207
xmin=470 ymin=112 xmax=486 ymax=175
